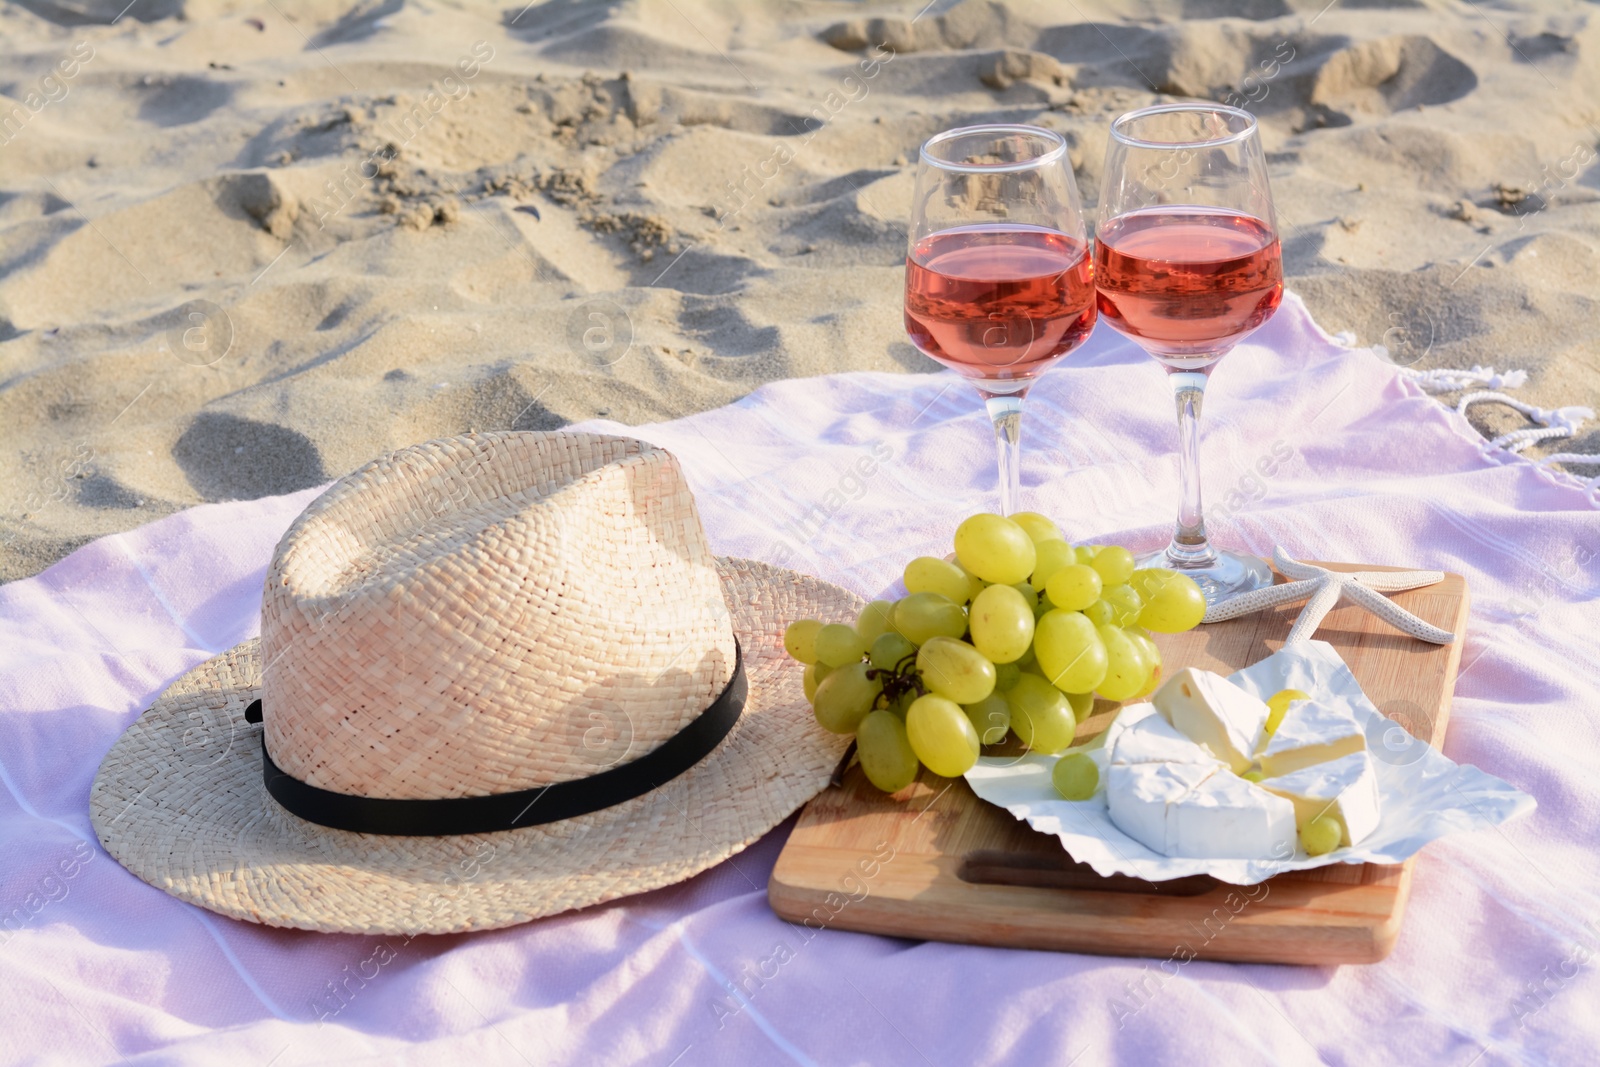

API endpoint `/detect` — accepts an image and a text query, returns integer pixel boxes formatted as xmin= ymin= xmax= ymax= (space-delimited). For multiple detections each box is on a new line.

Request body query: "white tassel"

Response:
xmin=1397 ymin=365 xmax=1529 ymax=393
xmin=1455 ymin=392 xmax=1594 ymax=453
xmin=1394 ymin=366 xmax=1596 ymax=507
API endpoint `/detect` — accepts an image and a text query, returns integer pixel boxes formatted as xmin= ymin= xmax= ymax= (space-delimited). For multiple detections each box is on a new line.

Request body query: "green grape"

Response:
xmin=904 ymin=555 xmax=974 ymax=605
xmin=1241 ymin=769 xmax=1265 ymax=783
xmin=783 ymin=618 xmax=822 ymax=664
xmin=856 ymin=710 xmax=921 ymax=794
xmin=1030 ymin=538 xmax=1078 ymax=592
xmin=1137 ymin=572 xmax=1208 ymax=633
xmin=1010 ymin=511 xmax=1064 ymax=544
xmin=856 ymin=599 xmax=897 ymax=642
xmin=962 ymin=692 xmax=1012 ymax=745
xmin=1073 ymin=545 xmax=1099 ymax=565
xmin=813 ymin=660 xmax=835 ymax=686
xmin=1044 ymin=563 xmax=1102 ymax=612
xmin=1066 ymin=689 xmax=1095 ymax=723
xmin=905 ymin=694 xmax=981 ymax=777
xmin=1265 ymin=688 xmax=1311 ymax=735
xmin=1121 ymin=624 xmax=1153 ymax=679
xmin=994 ymin=660 xmax=1022 ymax=692
xmin=869 ymin=631 xmax=917 ymax=673
xmin=1052 ymin=753 xmax=1099 ymax=800
xmin=953 ymin=513 xmax=1037 ymax=585
xmin=1094 ymin=624 xmax=1150 ymax=702
xmin=1015 ymin=643 xmax=1037 ymax=670
xmin=1301 ymin=814 xmax=1342 ymax=856
xmin=1005 ymin=674 xmax=1079 ymax=753
xmin=1124 ymin=626 xmax=1160 ymax=668
xmin=1083 ymin=599 xmax=1115 ymax=626
xmin=1011 ymin=581 xmax=1039 ymax=611
xmin=1128 ymin=568 xmax=1171 ymax=600
xmin=943 ymin=554 xmax=988 ymax=602
xmin=814 ymin=623 xmax=869 ymax=668
xmin=803 ymin=663 xmax=822 ymax=703
xmin=892 ymin=592 xmax=968 ymax=645
xmin=960 ymin=569 xmax=988 ymax=603
xmin=812 ymin=662 xmax=880 ymax=734
xmin=1033 ymin=597 xmax=1053 ymax=621
xmin=968 ymin=584 xmax=1036 ymax=664
xmin=1090 ymin=545 xmax=1136 ymax=586
xmin=916 ymin=636 xmax=997 ymax=704
xmin=1033 ymin=609 xmax=1108 ymax=694
xmin=1101 ymin=583 xmax=1144 ymax=626
xmin=1124 ymin=627 xmax=1163 ymax=699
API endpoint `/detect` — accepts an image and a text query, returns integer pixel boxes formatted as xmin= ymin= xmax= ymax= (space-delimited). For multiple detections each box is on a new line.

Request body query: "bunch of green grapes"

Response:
xmin=785 ymin=511 xmax=1208 ymax=795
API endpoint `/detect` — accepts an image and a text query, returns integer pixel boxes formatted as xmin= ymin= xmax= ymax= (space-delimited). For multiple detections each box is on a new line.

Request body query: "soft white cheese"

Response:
xmin=1168 ymin=771 xmax=1299 ymax=860
xmin=1110 ymin=711 xmax=1224 ymax=768
xmin=1152 ymin=667 xmax=1269 ymax=773
xmin=1096 ymin=702 xmax=1156 ymax=758
xmin=1106 ymin=762 xmax=1217 ymax=855
xmin=1259 ymin=699 xmax=1365 ymax=777
xmin=1260 ymin=750 xmax=1382 ymax=847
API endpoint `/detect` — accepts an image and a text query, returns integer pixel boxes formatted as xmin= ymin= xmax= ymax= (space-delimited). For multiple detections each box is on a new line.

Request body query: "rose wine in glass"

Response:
xmin=904 ymin=126 xmax=1095 ymax=516
xmin=1095 ymin=104 xmax=1284 ymax=599
xmin=905 ymin=225 xmax=1095 ymax=375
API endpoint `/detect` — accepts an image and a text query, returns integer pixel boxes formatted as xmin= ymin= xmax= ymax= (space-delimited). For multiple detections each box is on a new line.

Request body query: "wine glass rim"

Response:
xmin=1109 ymin=103 xmax=1258 ymax=150
xmin=919 ymin=123 xmax=1068 ymax=174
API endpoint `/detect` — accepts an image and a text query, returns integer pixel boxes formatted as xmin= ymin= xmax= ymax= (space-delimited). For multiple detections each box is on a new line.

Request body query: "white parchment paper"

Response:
xmin=964 ymin=640 xmax=1536 ymax=884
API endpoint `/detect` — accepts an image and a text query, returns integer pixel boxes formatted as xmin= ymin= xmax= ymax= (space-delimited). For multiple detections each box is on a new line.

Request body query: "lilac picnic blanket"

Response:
xmin=3 ymin=293 xmax=1596 ymax=1066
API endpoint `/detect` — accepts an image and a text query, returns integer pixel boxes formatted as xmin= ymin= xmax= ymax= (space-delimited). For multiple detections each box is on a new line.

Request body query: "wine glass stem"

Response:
xmin=1167 ymin=370 xmax=1217 ymax=568
xmin=983 ymin=393 xmax=1024 ymax=517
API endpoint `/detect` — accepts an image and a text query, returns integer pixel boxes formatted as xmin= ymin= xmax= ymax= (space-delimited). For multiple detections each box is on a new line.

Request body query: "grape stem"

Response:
xmin=829 ymin=739 xmax=858 ymax=788
xmin=833 ymin=654 xmax=925 ymax=790
xmin=864 ymin=652 xmax=926 ymax=708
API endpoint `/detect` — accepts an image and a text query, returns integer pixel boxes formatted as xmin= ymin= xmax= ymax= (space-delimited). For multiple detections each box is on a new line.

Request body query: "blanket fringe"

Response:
xmin=1396 ymin=365 xmax=1597 ymax=507
xmin=1454 ymin=391 xmax=1594 ymax=454
xmin=1397 ymin=364 xmax=1529 ymax=393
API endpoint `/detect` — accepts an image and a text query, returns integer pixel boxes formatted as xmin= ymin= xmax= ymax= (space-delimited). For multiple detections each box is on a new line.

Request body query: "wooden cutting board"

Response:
xmin=769 ymin=564 xmax=1470 ymax=965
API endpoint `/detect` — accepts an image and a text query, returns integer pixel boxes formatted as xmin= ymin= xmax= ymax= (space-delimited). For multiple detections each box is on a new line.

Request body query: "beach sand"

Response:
xmin=2 ymin=0 xmax=1597 ymax=581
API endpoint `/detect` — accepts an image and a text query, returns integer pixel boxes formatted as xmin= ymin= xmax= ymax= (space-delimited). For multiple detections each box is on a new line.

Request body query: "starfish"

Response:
xmin=1201 ymin=547 xmax=1457 ymax=646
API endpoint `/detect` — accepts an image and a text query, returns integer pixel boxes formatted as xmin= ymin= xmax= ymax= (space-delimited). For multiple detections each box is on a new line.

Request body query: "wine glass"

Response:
xmin=904 ymin=124 xmax=1096 ymax=517
xmin=1094 ymin=104 xmax=1284 ymax=600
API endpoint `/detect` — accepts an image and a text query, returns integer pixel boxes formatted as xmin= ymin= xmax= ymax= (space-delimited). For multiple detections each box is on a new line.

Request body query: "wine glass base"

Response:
xmin=1135 ymin=546 xmax=1274 ymax=604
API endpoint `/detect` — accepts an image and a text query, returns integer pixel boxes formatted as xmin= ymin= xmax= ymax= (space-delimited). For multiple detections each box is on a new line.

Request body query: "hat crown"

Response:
xmin=259 ymin=432 xmax=737 ymax=801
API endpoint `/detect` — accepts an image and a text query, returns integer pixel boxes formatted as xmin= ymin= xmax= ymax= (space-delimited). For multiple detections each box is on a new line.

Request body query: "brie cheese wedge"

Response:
xmin=1106 ymin=762 xmax=1217 ymax=855
xmin=1110 ymin=711 xmax=1224 ymax=768
xmin=1260 ymin=751 xmax=1382 ymax=847
xmin=1152 ymin=667 xmax=1269 ymax=773
xmin=1095 ymin=701 xmax=1155 ymax=758
xmin=1258 ymin=699 xmax=1365 ymax=777
xmin=1107 ymin=761 xmax=1298 ymax=859
xmin=1097 ymin=673 xmax=1384 ymax=861
xmin=1169 ymin=771 xmax=1299 ymax=860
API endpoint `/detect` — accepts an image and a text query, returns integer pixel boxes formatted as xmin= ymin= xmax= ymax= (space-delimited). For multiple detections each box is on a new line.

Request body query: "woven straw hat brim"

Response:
xmin=90 ymin=558 xmax=860 ymax=935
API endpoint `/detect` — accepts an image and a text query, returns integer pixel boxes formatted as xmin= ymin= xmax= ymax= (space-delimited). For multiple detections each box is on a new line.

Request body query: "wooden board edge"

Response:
xmin=1431 ymin=576 xmax=1471 ymax=744
xmin=771 ymin=863 xmax=1403 ymax=966
xmin=772 ymin=843 xmax=1419 ymax=966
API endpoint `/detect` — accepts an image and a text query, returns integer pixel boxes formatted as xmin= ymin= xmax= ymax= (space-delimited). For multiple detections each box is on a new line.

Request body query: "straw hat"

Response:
xmin=91 ymin=431 xmax=859 ymax=935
